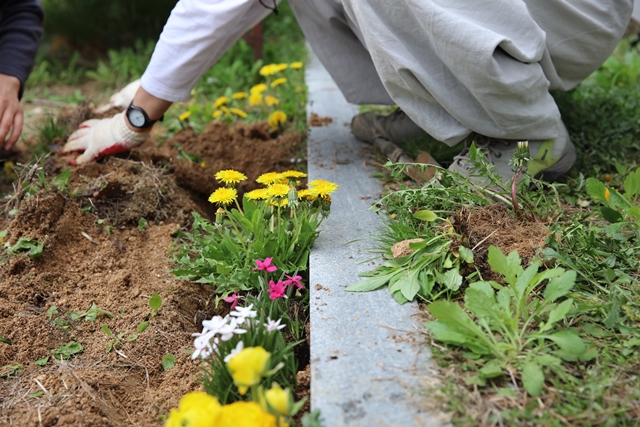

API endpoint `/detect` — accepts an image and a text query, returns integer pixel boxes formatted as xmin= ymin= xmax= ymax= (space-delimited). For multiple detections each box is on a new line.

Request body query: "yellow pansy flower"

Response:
xmin=165 ymin=392 xmax=221 ymax=427
xmin=226 ymin=346 xmax=271 ymax=395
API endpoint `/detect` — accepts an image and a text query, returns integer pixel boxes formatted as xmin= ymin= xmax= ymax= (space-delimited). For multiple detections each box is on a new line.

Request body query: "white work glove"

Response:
xmin=62 ymin=111 xmax=149 ymax=165
xmin=95 ymin=79 xmax=141 ymax=113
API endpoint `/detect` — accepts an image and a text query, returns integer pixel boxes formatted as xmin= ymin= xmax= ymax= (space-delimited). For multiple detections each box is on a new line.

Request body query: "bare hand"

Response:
xmin=0 ymin=74 xmax=23 ymax=150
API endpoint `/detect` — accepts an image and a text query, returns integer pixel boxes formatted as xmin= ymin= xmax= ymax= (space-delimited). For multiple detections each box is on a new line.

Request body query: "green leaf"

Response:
xmin=34 ymin=356 xmax=49 ymax=366
xmin=540 ymin=299 xmax=573 ymax=332
xmin=149 ymin=293 xmax=162 ymax=312
xmin=427 ymin=301 xmax=490 ymax=353
xmin=464 ymin=284 xmax=497 ymax=320
xmin=0 ymin=335 xmax=11 ymax=345
xmin=514 ymin=262 xmax=539 ymax=303
xmin=464 ymin=375 xmax=486 ymax=387
xmin=346 ymin=272 xmax=396 ymax=292
xmin=413 ymin=210 xmax=438 ymax=222
xmin=585 ymin=177 xmax=607 ymax=201
xmin=487 ymin=246 xmax=522 ymax=285
xmin=546 ymin=330 xmax=586 ymax=356
xmin=600 ymin=206 xmax=623 ymax=223
xmin=28 ymin=391 xmax=45 ymax=399
xmin=623 ymin=168 xmax=640 ymax=199
xmin=521 ymin=362 xmax=544 ymax=397
xmin=52 ymin=168 xmax=71 ymax=191
xmin=497 ymin=388 xmax=518 ymax=398
xmin=442 ymin=268 xmax=463 ymax=292
xmin=102 ymin=324 xmax=114 ymax=337
xmin=479 ymin=359 xmax=505 ymax=379
xmin=137 ymin=321 xmax=149 ymax=334
xmin=543 ymin=270 xmax=576 ymax=303
xmin=399 ymin=271 xmax=421 ymax=302
xmin=138 ymin=217 xmax=148 ymax=231
xmin=458 ymin=246 xmax=474 ymax=264
xmin=162 ymin=354 xmax=176 ymax=371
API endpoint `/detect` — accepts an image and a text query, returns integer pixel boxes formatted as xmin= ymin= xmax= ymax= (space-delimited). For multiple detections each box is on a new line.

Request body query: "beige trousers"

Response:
xmin=290 ymin=0 xmax=633 ymax=145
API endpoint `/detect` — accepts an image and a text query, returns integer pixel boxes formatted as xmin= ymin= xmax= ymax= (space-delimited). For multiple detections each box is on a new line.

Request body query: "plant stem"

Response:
xmin=511 ymin=166 xmax=524 ymax=221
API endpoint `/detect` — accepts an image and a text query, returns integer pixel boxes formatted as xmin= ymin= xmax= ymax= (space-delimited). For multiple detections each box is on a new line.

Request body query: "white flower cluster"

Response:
xmin=192 ymin=304 xmax=286 ymax=360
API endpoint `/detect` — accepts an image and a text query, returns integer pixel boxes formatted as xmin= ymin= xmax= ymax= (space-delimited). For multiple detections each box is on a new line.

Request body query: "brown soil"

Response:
xmin=0 ymin=108 xmax=307 ymax=426
xmin=452 ymin=203 xmax=550 ymax=280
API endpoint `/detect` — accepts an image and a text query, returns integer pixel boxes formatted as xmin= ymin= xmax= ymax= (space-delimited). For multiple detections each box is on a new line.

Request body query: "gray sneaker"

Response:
xmin=448 ymin=122 xmax=577 ymax=184
xmin=350 ymin=109 xmax=426 ymax=144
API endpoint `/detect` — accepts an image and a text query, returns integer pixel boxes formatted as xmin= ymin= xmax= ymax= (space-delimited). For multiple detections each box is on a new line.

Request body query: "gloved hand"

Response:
xmin=62 ymin=111 xmax=149 ymax=165
xmin=95 ymin=79 xmax=141 ymax=113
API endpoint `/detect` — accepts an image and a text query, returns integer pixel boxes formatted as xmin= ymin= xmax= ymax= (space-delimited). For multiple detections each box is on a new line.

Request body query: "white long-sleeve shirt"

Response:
xmin=141 ymin=0 xmax=277 ymax=102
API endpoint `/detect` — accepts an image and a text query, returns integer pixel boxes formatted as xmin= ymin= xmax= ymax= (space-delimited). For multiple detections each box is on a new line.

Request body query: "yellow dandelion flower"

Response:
xmin=298 ymin=188 xmax=318 ymax=201
xmin=249 ymin=93 xmax=263 ymax=106
xmin=308 ymin=179 xmax=339 ymax=197
xmin=256 ymin=172 xmax=282 ymax=185
xmin=295 ymin=86 xmax=302 ymax=93
xmin=270 ymin=198 xmax=289 ymax=208
xmin=220 ymin=105 xmax=231 ymax=116
xmin=604 ymin=188 xmax=610 ymax=201
xmin=245 ymin=188 xmax=269 ymax=200
xmin=250 ymin=83 xmax=267 ymax=94
xmin=232 ymin=92 xmax=248 ymax=99
xmin=259 ymin=64 xmax=278 ymax=76
xmin=213 ymin=96 xmax=229 ymax=109
xmin=215 ymin=169 xmax=247 ymax=185
xmin=267 ymin=183 xmax=290 ymax=198
xmin=268 ymin=111 xmax=287 ymax=129
xmin=230 ymin=108 xmax=248 ymax=118
xmin=208 ymin=187 xmax=237 ymax=205
xmin=200 ymin=161 xmax=206 ymax=168
xmin=179 ymin=111 xmax=192 ymax=121
xmin=290 ymin=62 xmax=303 ymax=69
xmin=271 ymin=78 xmax=287 ymax=87
xmin=212 ymin=110 xmax=223 ymax=119
xmin=280 ymin=170 xmax=307 ymax=179
xmin=275 ymin=63 xmax=288 ymax=72
xmin=265 ymin=95 xmax=280 ymax=106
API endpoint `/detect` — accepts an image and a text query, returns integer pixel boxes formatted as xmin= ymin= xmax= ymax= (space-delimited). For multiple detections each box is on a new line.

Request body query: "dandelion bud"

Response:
xmin=263 ymin=210 xmax=273 ymax=220
xmin=215 ymin=207 xmax=225 ymax=225
xmin=286 ymin=221 xmax=294 ymax=232
xmin=287 ymin=185 xmax=299 ymax=209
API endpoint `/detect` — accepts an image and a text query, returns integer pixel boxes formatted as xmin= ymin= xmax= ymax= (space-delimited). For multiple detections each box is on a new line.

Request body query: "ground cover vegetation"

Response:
xmin=0 ymin=2 xmax=332 ymax=426
xmin=350 ymin=38 xmax=640 ymax=426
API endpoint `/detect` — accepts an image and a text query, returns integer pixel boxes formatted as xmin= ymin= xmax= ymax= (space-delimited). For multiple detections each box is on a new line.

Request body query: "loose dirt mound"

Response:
xmin=0 ymin=114 xmax=306 ymax=426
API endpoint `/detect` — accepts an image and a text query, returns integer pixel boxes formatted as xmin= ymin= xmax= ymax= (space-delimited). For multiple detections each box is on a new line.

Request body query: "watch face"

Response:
xmin=128 ymin=109 xmax=146 ymax=127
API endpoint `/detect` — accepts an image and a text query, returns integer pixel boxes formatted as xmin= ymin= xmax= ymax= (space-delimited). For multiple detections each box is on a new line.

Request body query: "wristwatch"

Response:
xmin=126 ymin=103 xmax=162 ymax=130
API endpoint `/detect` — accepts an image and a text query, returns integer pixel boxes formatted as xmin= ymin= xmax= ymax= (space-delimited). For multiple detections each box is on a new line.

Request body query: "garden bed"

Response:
xmin=0 ymin=109 xmax=309 ymax=426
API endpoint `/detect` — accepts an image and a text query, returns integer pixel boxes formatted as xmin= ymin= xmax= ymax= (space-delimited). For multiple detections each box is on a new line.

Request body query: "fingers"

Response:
xmin=0 ymin=99 xmax=23 ymax=149
xmin=3 ymin=108 xmax=23 ymax=150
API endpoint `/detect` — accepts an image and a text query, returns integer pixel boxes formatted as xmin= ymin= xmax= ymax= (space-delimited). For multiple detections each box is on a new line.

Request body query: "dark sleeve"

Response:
xmin=0 ymin=0 xmax=44 ymax=99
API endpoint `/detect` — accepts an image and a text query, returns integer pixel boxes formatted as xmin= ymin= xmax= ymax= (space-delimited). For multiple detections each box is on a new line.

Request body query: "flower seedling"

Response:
xmin=0 ymin=364 xmax=23 ymax=378
xmin=162 ymin=354 xmax=176 ymax=371
xmin=51 ymin=168 xmax=71 ymax=193
xmin=5 ymin=237 xmax=43 ymax=259
xmin=138 ymin=217 xmax=148 ymax=232
xmin=149 ymin=293 xmax=162 ymax=317
xmin=51 ymin=341 xmax=84 ymax=361
xmin=97 ymin=219 xmax=114 ymax=236
xmin=102 ymin=325 xmax=124 ymax=353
